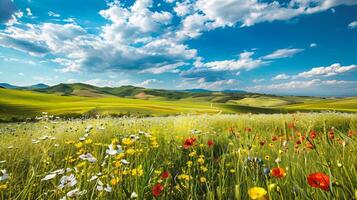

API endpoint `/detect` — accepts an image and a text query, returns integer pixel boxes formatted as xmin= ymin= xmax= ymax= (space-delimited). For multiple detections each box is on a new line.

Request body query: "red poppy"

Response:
xmin=307 ymin=172 xmax=330 ymax=191
xmin=310 ymin=131 xmax=317 ymax=139
xmin=152 ymin=183 xmax=164 ymax=197
xmin=348 ymin=131 xmax=353 ymax=137
xmin=295 ymin=140 xmax=301 ymax=145
xmin=161 ymin=171 xmax=170 ymax=179
xmin=207 ymin=140 xmax=214 ymax=147
xmin=245 ymin=127 xmax=252 ymax=132
xmin=271 ymin=167 xmax=286 ymax=178
xmin=329 ymin=130 xmax=334 ymax=140
xmin=306 ymin=141 xmax=314 ymax=149
xmin=288 ymin=123 xmax=295 ymax=129
xmin=271 ymin=135 xmax=278 ymax=141
xmin=183 ymin=137 xmax=196 ymax=149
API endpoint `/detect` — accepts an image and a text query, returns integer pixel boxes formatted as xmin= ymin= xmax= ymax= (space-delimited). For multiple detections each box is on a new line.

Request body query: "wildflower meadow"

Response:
xmin=0 ymin=113 xmax=356 ymax=199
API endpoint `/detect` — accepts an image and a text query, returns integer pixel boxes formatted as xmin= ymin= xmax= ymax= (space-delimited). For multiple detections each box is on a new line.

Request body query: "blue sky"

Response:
xmin=0 ymin=0 xmax=356 ymax=96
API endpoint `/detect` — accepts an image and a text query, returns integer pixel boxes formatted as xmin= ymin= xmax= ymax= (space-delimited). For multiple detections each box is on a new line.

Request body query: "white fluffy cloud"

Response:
xmin=297 ymin=63 xmax=357 ymax=78
xmin=198 ymin=52 xmax=267 ymax=71
xmin=0 ymin=0 xmax=196 ymax=73
xmin=247 ymin=79 xmax=357 ymax=95
xmin=196 ymin=78 xmax=238 ymax=90
xmin=84 ymin=78 xmax=131 ymax=87
xmin=263 ymin=48 xmax=304 ymax=59
xmin=138 ymin=78 xmax=161 ymax=86
xmin=272 ymin=74 xmax=290 ymax=80
xmin=48 ymin=11 xmax=60 ymax=17
xmin=310 ymin=43 xmax=317 ymax=47
xmin=348 ymin=21 xmax=357 ymax=29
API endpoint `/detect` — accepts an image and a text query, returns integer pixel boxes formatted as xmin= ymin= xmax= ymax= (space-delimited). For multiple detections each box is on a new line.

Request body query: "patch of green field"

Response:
xmin=1 ymin=88 xmax=356 ymax=121
xmin=0 ymin=88 xmax=224 ymax=121
xmin=232 ymin=96 xmax=292 ymax=107
xmin=281 ymin=97 xmax=357 ymax=112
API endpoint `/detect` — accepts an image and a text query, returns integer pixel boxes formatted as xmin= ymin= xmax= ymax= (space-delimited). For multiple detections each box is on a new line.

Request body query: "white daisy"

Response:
xmin=58 ymin=174 xmax=77 ymax=189
xmin=79 ymin=153 xmax=97 ymax=163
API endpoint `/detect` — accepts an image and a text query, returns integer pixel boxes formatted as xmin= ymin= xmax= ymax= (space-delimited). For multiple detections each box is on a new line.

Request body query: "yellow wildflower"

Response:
xmin=110 ymin=177 xmax=120 ymax=186
xmin=189 ymin=151 xmax=197 ymax=157
xmin=200 ymin=166 xmax=208 ymax=172
xmin=187 ymin=161 xmax=193 ymax=167
xmin=75 ymin=142 xmax=83 ymax=148
xmin=0 ymin=184 xmax=7 ymax=190
xmin=197 ymin=158 xmax=205 ymax=165
xmin=200 ymin=177 xmax=206 ymax=183
xmin=85 ymin=139 xmax=93 ymax=144
xmin=122 ymin=138 xmax=133 ymax=146
xmin=248 ymin=187 xmax=267 ymax=200
xmin=126 ymin=148 xmax=136 ymax=155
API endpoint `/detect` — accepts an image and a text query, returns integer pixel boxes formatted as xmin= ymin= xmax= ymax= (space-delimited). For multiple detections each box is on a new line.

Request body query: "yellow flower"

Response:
xmin=126 ymin=148 xmax=136 ymax=155
xmin=199 ymin=144 xmax=204 ymax=147
xmin=264 ymin=155 xmax=270 ymax=160
xmin=178 ymin=174 xmax=191 ymax=181
xmin=122 ymin=138 xmax=133 ymax=146
xmin=197 ymin=158 xmax=205 ymax=165
xmin=131 ymin=165 xmax=143 ymax=177
xmin=75 ymin=142 xmax=83 ymax=148
xmin=85 ymin=139 xmax=93 ymax=144
xmin=115 ymin=153 xmax=125 ymax=160
xmin=187 ymin=161 xmax=193 ymax=167
xmin=268 ymin=143 xmax=274 ymax=148
xmin=151 ymin=139 xmax=159 ymax=148
xmin=200 ymin=166 xmax=208 ymax=172
xmin=0 ymin=184 xmax=7 ymax=190
xmin=230 ymin=169 xmax=236 ymax=174
xmin=248 ymin=187 xmax=267 ymax=200
xmin=200 ymin=177 xmax=206 ymax=183
xmin=268 ymin=183 xmax=277 ymax=191
xmin=189 ymin=151 xmax=197 ymax=157
xmin=110 ymin=177 xmax=120 ymax=186
xmin=65 ymin=140 xmax=75 ymax=145
xmin=114 ymin=161 xmax=122 ymax=168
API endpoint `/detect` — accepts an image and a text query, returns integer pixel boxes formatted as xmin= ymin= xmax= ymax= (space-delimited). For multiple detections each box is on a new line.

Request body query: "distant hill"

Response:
xmin=0 ymin=83 xmax=49 ymax=89
xmin=26 ymin=83 xmax=49 ymax=89
xmin=0 ymin=83 xmax=18 ymax=89
xmin=34 ymin=83 xmax=249 ymax=102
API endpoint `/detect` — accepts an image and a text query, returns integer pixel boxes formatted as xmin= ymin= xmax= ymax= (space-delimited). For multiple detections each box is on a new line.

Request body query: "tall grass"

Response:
xmin=0 ymin=113 xmax=356 ymax=199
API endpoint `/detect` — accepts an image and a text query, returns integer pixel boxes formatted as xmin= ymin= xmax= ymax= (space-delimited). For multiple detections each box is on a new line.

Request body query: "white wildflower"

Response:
xmin=79 ymin=153 xmax=97 ymax=163
xmin=66 ymin=188 xmax=86 ymax=198
xmin=106 ymin=144 xmax=123 ymax=156
xmin=58 ymin=174 xmax=77 ymax=189
xmin=131 ymin=192 xmax=138 ymax=199
xmin=0 ymin=169 xmax=9 ymax=181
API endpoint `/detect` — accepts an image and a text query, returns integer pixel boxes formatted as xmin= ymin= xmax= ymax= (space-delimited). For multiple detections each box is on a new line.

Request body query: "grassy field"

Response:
xmin=1 ymin=88 xmax=357 ymax=121
xmin=0 ymin=113 xmax=356 ymax=199
xmin=0 ymin=88 xmax=222 ymax=121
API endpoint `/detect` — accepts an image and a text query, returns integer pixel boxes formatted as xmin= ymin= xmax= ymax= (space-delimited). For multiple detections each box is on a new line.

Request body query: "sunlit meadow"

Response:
xmin=0 ymin=113 xmax=356 ymax=200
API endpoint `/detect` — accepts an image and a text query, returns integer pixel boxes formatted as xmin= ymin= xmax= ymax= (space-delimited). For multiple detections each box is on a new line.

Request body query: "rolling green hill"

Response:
xmin=0 ymin=88 xmax=229 ymax=121
xmin=0 ymin=84 xmax=356 ymax=121
xmin=35 ymin=83 xmax=249 ymax=102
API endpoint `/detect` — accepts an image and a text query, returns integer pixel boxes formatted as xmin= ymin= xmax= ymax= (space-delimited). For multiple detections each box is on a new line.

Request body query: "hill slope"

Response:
xmin=35 ymin=83 xmax=249 ymax=102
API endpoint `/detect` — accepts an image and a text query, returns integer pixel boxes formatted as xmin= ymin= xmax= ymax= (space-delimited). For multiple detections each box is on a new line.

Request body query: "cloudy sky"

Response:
xmin=0 ymin=0 xmax=356 ymax=96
